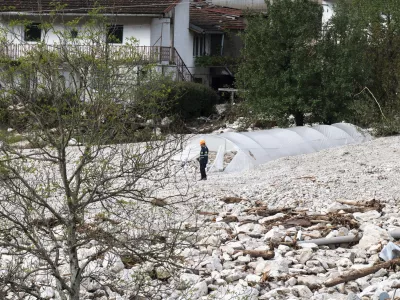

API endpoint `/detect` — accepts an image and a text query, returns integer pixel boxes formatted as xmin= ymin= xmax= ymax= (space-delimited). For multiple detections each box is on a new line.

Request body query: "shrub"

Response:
xmin=135 ymin=78 xmax=219 ymax=121
xmin=172 ymin=81 xmax=218 ymax=119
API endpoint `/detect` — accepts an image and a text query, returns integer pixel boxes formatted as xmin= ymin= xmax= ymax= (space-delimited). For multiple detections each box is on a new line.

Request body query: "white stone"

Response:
xmin=262 ymin=259 xmax=290 ymax=278
xmin=278 ymin=245 xmax=291 ymax=253
xmin=292 ymin=285 xmax=313 ymax=298
xmin=179 ymin=273 xmax=201 ymax=288
xmin=190 ymin=281 xmax=208 ymax=298
xmin=336 ymin=258 xmax=353 ymax=267
xmin=225 ymin=271 xmax=246 ymax=283
xmin=286 ymin=277 xmax=297 ymax=286
xmin=245 ymin=274 xmax=261 ymax=283
xmin=297 ymin=275 xmax=324 ymax=289
xmin=264 ymin=227 xmax=285 ymax=242
xmin=156 ymin=267 xmax=171 ymax=279
xmin=225 ymin=241 xmax=244 ymax=250
xmin=236 ymin=255 xmax=251 ymax=264
xmin=353 ymin=210 xmax=381 ymax=222
xmin=298 ymin=242 xmax=318 ymax=249
xmin=356 ymin=224 xmax=391 ymax=250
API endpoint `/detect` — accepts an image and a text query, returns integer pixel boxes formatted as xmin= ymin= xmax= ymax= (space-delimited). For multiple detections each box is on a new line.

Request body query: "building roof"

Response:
xmin=0 ymin=0 xmax=177 ymax=15
xmin=190 ymin=1 xmax=245 ymax=32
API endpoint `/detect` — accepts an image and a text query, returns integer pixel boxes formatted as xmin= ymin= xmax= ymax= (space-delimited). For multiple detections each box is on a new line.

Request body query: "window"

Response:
xmin=107 ymin=25 xmax=123 ymax=44
xmin=210 ymin=34 xmax=223 ymax=56
xmin=193 ymin=34 xmax=206 ymax=57
xmin=24 ymin=23 xmax=41 ymax=42
xmin=70 ymin=29 xmax=78 ymax=39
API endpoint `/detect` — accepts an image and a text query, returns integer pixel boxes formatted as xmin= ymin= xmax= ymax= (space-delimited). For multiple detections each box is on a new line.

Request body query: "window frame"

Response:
xmin=106 ymin=25 xmax=124 ymax=44
xmin=193 ymin=34 xmax=206 ymax=57
xmin=24 ymin=23 xmax=42 ymax=42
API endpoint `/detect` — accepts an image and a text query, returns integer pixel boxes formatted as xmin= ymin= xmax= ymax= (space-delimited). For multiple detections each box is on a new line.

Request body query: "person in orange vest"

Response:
xmin=199 ymin=139 xmax=209 ymax=180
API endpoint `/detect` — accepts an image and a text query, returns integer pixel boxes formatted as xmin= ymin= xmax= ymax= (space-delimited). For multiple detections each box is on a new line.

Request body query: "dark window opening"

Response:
xmin=194 ymin=77 xmax=203 ymax=84
xmin=210 ymin=34 xmax=223 ymax=56
xmin=25 ymin=23 xmax=41 ymax=42
xmin=107 ymin=25 xmax=123 ymax=44
xmin=193 ymin=34 xmax=206 ymax=57
xmin=70 ymin=29 xmax=78 ymax=39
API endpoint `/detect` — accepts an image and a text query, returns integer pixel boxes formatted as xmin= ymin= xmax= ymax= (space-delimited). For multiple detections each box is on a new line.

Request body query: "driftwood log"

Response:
xmin=221 ymin=197 xmax=246 ymax=204
xmin=336 ymin=199 xmax=384 ymax=212
xmin=325 ymin=257 xmax=400 ymax=287
xmin=233 ymin=250 xmax=275 ymax=259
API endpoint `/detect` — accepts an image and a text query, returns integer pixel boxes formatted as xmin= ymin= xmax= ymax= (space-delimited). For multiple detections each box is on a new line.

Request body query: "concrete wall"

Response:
xmin=150 ymin=18 xmax=171 ymax=47
xmin=173 ymin=0 xmax=193 ymax=68
xmin=322 ymin=0 xmax=335 ymax=24
xmin=0 ymin=15 xmax=153 ymax=46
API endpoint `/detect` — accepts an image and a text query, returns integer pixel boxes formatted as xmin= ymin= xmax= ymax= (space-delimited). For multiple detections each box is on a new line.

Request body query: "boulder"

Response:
xmin=297 ymin=275 xmax=325 ymax=289
xmin=356 ymin=224 xmax=391 ymax=250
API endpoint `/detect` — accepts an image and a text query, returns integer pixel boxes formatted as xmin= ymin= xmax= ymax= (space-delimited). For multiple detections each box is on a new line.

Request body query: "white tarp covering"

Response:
xmin=173 ymin=123 xmax=371 ymax=173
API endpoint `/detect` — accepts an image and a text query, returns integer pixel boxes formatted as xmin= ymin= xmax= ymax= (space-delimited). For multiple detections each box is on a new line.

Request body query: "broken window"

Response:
xmin=24 ymin=23 xmax=41 ymax=42
xmin=107 ymin=25 xmax=123 ymax=44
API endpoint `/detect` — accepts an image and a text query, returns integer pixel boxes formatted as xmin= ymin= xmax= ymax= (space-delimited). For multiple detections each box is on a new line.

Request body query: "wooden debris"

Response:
xmin=336 ymin=198 xmax=384 ymax=212
xmin=233 ymin=250 xmax=275 ymax=259
xmin=246 ymin=206 xmax=293 ymax=217
xmin=296 ymin=175 xmax=317 ymax=182
xmin=282 ymin=218 xmax=312 ymax=228
xmin=222 ymin=215 xmax=239 ymax=223
xmin=151 ymin=198 xmax=167 ymax=207
xmin=325 ymin=257 xmax=400 ymax=287
xmin=221 ymin=196 xmax=246 ymax=204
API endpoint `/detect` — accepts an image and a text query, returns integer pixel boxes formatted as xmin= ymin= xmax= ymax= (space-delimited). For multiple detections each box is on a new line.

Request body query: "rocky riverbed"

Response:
xmin=8 ymin=135 xmax=400 ymax=300
xmin=163 ymin=135 xmax=400 ymax=300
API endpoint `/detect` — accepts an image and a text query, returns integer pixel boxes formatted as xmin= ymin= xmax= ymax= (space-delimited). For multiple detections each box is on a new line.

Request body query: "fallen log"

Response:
xmin=325 ymin=257 xmax=400 ymax=287
xmin=298 ymin=234 xmax=361 ymax=246
xmin=233 ymin=250 xmax=275 ymax=259
xmin=336 ymin=199 xmax=384 ymax=212
xmin=246 ymin=207 xmax=293 ymax=217
xmin=151 ymin=198 xmax=168 ymax=207
xmin=222 ymin=215 xmax=239 ymax=223
xmin=221 ymin=197 xmax=246 ymax=204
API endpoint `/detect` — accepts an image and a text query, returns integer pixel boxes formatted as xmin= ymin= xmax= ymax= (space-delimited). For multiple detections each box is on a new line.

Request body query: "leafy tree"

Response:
xmin=0 ymin=10 xmax=197 ymax=300
xmin=237 ymin=0 xmax=323 ymax=126
xmin=323 ymin=0 xmax=400 ymax=131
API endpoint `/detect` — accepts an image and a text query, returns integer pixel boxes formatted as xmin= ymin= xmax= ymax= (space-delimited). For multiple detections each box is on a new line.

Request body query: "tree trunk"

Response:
xmin=294 ymin=111 xmax=304 ymax=126
xmin=69 ymin=214 xmax=81 ymax=300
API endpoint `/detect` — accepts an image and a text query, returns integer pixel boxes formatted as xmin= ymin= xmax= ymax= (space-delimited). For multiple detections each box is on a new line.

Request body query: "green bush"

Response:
xmin=172 ymin=81 xmax=218 ymax=119
xmin=135 ymin=78 xmax=219 ymax=121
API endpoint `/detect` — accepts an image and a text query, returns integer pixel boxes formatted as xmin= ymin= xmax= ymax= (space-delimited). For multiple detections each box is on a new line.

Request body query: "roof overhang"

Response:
xmin=189 ymin=23 xmax=224 ymax=34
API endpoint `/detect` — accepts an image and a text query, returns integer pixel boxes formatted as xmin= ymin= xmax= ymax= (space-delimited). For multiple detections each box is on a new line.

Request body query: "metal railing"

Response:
xmin=0 ymin=44 xmax=194 ymax=81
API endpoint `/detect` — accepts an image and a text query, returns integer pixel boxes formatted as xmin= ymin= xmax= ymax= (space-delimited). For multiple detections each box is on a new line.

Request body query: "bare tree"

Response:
xmin=0 ymin=10 xmax=196 ymax=300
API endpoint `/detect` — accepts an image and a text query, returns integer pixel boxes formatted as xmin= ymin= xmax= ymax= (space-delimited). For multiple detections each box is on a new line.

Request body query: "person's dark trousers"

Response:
xmin=200 ymin=161 xmax=207 ymax=179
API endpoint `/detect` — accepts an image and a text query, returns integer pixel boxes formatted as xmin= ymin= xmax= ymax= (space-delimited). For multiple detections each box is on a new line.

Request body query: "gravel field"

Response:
xmin=167 ymin=135 xmax=400 ymax=300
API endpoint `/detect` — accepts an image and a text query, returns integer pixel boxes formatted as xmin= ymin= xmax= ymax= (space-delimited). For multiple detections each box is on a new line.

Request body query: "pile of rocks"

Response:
xmin=162 ymin=196 xmax=400 ymax=300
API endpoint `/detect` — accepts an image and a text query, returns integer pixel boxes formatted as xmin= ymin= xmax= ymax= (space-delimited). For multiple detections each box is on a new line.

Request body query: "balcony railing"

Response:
xmin=0 ymin=44 xmax=193 ymax=81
